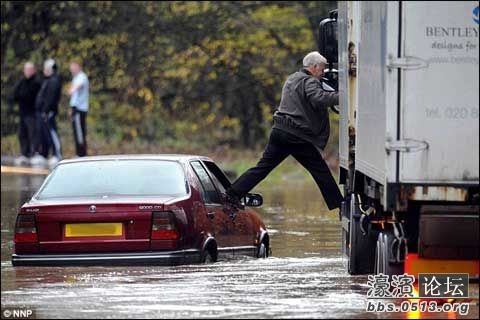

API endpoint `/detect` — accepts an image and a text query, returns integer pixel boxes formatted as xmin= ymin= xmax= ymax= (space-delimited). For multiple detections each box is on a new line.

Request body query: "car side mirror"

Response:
xmin=244 ymin=193 xmax=263 ymax=207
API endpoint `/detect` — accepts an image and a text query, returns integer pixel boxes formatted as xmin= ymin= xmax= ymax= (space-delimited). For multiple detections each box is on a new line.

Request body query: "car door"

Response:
xmin=190 ymin=161 xmax=234 ymax=248
xmin=202 ymin=161 xmax=256 ymax=252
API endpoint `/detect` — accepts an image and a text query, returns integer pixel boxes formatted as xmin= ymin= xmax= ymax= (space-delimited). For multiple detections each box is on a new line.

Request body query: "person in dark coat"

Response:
xmin=10 ymin=62 xmax=41 ymax=165
xmin=227 ymin=51 xmax=344 ymax=211
xmin=34 ymin=58 xmax=63 ymax=166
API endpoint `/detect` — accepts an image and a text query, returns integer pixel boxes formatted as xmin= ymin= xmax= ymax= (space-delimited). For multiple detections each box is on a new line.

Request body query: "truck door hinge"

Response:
xmin=385 ymin=138 xmax=429 ymax=154
xmin=387 ymin=55 xmax=428 ymax=70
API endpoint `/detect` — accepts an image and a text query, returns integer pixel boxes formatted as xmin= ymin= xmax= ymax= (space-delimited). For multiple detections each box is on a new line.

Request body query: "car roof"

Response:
xmin=58 ymin=154 xmax=214 ymax=165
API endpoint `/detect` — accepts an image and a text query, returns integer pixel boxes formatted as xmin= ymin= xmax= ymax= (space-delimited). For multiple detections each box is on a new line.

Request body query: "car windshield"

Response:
xmin=35 ymin=160 xmax=188 ymax=199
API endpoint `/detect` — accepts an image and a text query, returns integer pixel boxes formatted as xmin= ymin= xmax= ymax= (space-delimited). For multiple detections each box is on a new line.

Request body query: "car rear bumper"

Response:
xmin=11 ymin=249 xmax=202 ymax=266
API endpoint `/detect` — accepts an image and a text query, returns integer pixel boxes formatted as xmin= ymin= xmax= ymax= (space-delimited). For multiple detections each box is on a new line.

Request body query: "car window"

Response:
xmin=203 ymin=161 xmax=231 ymax=193
xmin=190 ymin=161 xmax=222 ymax=204
xmin=36 ymin=160 xmax=188 ymax=199
xmin=208 ymin=172 xmax=226 ymax=194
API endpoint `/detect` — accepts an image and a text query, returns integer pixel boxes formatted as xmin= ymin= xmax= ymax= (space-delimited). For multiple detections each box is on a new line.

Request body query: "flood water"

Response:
xmin=1 ymin=171 xmax=478 ymax=319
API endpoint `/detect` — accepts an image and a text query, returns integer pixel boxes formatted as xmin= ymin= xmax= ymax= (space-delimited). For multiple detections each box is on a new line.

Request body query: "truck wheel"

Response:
xmin=374 ymin=236 xmax=383 ymax=274
xmin=375 ymin=231 xmax=404 ymax=276
xmin=348 ymin=196 xmax=377 ymax=274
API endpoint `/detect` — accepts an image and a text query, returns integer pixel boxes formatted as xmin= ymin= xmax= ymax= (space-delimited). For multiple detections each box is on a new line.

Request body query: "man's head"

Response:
xmin=302 ymin=51 xmax=328 ymax=79
xmin=43 ymin=59 xmax=56 ymax=77
xmin=23 ymin=62 xmax=35 ymax=79
xmin=69 ymin=59 xmax=82 ymax=76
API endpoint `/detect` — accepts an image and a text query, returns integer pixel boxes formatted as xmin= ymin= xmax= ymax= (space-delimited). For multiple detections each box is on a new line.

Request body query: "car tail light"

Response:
xmin=151 ymin=212 xmax=179 ymax=240
xmin=14 ymin=214 xmax=38 ymax=243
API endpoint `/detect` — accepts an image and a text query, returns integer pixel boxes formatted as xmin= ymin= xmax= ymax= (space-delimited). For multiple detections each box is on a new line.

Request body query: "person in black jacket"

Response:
xmin=10 ymin=62 xmax=41 ymax=165
xmin=34 ymin=59 xmax=62 ymax=165
xmin=226 ymin=51 xmax=344 ymax=211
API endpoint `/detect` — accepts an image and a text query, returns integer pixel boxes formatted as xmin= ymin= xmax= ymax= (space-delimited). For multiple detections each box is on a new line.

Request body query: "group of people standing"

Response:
xmin=10 ymin=59 xmax=89 ymax=166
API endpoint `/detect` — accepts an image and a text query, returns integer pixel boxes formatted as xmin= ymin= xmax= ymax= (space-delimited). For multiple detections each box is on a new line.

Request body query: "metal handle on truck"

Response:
xmin=387 ymin=55 xmax=428 ymax=70
xmin=385 ymin=138 xmax=429 ymax=153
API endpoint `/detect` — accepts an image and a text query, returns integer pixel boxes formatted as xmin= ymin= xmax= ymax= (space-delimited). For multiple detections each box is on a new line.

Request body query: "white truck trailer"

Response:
xmin=318 ymin=1 xmax=479 ymax=276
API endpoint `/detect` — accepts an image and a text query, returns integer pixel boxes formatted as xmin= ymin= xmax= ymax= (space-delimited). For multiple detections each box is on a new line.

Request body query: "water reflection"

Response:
xmin=1 ymin=173 xmax=46 ymax=263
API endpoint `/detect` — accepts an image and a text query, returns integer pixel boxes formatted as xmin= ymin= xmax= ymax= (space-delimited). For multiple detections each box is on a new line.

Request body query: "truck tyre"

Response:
xmin=375 ymin=230 xmax=404 ymax=276
xmin=348 ymin=196 xmax=377 ymax=274
xmin=374 ymin=237 xmax=383 ymax=275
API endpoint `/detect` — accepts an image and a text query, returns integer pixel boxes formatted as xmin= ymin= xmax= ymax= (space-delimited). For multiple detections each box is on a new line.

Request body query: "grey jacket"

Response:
xmin=272 ymin=69 xmax=338 ymax=150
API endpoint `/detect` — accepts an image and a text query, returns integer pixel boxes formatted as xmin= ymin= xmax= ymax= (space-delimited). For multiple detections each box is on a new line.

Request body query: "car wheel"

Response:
xmin=257 ymin=242 xmax=268 ymax=258
xmin=202 ymin=243 xmax=218 ymax=264
xmin=204 ymin=251 xmax=215 ymax=263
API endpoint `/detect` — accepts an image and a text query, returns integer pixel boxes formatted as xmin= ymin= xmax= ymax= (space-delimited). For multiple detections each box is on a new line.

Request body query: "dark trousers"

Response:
xmin=37 ymin=114 xmax=48 ymax=158
xmin=230 ymin=128 xmax=344 ymax=210
xmin=18 ymin=114 xmax=36 ymax=157
xmin=71 ymin=108 xmax=87 ymax=157
xmin=38 ymin=113 xmax=62 ymax=159
xmin=35 ymin=112 xmax=62 ymax=159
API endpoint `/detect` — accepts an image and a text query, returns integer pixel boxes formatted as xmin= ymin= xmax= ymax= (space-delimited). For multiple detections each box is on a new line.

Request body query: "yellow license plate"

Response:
xmin=65 ymin=223 xmax=123 ymax=237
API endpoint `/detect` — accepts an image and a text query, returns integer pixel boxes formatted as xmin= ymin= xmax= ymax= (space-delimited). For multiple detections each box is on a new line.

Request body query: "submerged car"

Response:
xmin=12 ymin=155 xmax=269 ymax=266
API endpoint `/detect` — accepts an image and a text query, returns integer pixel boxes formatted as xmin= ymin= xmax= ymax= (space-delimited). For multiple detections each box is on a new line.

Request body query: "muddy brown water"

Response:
xmin=1 ymin=172 xmax=478 ymax=319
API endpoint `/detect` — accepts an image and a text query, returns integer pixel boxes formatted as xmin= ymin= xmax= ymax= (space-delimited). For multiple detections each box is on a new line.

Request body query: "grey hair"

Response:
xmin=302 ymin=51 xmax=328 ymax=67
xmin=44 ymin=58 xmax=56 ymax=72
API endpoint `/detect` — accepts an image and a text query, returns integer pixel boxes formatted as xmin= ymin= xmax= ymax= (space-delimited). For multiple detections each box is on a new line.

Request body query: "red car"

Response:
xmin=12 ymin=155 xmax=269 ymax=266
